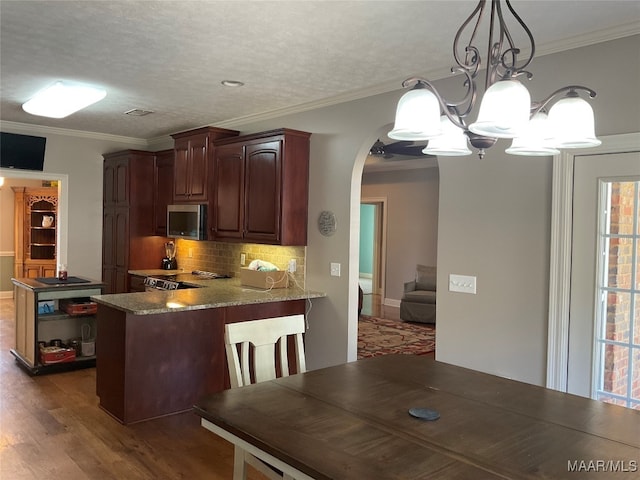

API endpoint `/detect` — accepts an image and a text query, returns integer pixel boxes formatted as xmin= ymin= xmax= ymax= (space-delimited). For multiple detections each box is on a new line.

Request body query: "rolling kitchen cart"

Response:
xmin=11 ymin=276 xmax=105 ymax=375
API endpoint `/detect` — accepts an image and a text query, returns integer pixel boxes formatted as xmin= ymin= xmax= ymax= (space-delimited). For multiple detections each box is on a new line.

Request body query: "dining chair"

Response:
xmin=224 ymin=314 xmax=307 ymax=480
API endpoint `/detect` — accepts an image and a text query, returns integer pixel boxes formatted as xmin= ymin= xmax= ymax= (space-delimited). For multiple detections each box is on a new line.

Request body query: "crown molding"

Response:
xmin=0 ymin=120 xmax=148 ymax=147
xmin=214 ymin=29 xmax=640 ymax=130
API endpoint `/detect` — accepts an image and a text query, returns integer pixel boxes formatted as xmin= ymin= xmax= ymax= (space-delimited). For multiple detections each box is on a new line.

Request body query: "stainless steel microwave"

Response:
xmin=167 ymin=204 xmax=207 ymax=240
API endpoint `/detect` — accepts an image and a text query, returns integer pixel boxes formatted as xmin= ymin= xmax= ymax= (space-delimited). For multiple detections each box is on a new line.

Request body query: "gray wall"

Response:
xmin=1 ymin=35 xmax=638 ymax=385
xmin=361 ymin=167 xmax=439 ymax=302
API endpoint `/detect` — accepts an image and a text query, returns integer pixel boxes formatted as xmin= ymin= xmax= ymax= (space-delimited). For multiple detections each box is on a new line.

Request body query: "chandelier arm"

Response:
xmin=453 ymin=0 xmax=486 ymax=76
xmin=503 ymin=0 xmax=535 ymax=73
xmin=531 ymin=85 xmax=597 ymax=117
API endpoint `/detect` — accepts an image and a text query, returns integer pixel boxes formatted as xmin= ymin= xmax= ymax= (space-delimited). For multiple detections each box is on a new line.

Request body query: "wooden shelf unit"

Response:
xmin=13 ymin=187 xmax=58 ymax=278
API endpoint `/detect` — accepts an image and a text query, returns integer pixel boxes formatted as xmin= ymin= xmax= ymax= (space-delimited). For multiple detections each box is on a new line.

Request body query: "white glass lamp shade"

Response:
xmin=548 ymin=95 xmax=601 ymax=148
xmin=423 ymin=116 xmax=472 ymax=156
xmin=505 ymin=112 xmax=560 ymax=156
xmin=388 ymin=88 xmax=442 ymax=141
xmin=22 ymin=81 xmax=107 ymax=119
xmin=469 ymin=80 xmax=531 ymax=138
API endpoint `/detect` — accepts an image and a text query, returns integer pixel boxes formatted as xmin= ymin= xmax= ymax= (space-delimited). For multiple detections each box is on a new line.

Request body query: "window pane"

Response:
xmin=636 ymin=241 xmax=640 ymax=290
xmin=605 ymin=292 xmax=631 ymax=342
xmin=607 ymin=237 xmax=634 ymax=288
xmin=601 ymin=343 xmax=629 ymax=398
xmin=607 ymin=182 xmax=636 ymax=235
xmin=596 ymin=393 xmax=627 ymax=407
xmin=635 ymin=294 xmax=640 ymax=346
xmin=633 ymin=348 xmax=640 ymax=402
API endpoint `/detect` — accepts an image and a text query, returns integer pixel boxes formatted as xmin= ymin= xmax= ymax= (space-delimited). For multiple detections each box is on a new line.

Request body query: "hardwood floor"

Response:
xmin=0 ymin=299 xmax=267 ymax=480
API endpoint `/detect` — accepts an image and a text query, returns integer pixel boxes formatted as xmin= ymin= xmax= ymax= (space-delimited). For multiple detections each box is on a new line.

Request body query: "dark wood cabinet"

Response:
xmin=153 ymin=149 xmax=174 ymax=236
xmin=171 ymin=126 xmax=239 ymax=204
xmin=102 ymin=150 xmax=169 ymax=294
xmin=212 ymin=129 xmax=310 ymax=246
xmin=212 ymin=143 xmax=245 ymax=239
xmin=173 ymin=132 xmax=208 ymax=202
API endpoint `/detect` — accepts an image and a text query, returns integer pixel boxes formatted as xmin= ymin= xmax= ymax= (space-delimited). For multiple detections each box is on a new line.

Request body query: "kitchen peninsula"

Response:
xmin=91 ymin=274 xmax=324 ymax=424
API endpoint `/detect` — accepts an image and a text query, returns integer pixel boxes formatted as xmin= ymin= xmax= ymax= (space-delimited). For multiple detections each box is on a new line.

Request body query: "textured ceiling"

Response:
xmin=1 ymin=1 xmax=639 ymax=140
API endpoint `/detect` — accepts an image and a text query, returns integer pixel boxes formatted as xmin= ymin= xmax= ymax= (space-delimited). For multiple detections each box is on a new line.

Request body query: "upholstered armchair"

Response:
xmin=400 ymin=265 xmax=436 ymax=324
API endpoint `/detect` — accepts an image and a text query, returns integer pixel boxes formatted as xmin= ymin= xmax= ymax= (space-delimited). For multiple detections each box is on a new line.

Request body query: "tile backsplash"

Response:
xmin=175 ymin=239 xmax=306 ymax=287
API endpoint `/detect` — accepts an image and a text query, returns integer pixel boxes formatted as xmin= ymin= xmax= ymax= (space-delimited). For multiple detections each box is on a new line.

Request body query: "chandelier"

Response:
xmin=389 ymin=0 xmax=601 ymax=159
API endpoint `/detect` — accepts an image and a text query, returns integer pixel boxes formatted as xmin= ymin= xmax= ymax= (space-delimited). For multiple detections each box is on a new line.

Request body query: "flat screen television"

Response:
xmin=0 ymin=132 xmax=47 ymax=171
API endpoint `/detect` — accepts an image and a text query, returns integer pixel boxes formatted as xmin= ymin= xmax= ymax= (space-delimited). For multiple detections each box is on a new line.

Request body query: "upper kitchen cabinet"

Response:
xmin=153 ymin=149 xmax=174 ymax=236
xmin=212 ymin=129 xmax=311 ymax=246
xmin=171 ymin=126 xmax=238 ymax=203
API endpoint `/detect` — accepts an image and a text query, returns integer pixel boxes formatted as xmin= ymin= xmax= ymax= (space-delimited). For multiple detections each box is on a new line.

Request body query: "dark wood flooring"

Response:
xmin=0 ymin=299 xmax=267 ymax=480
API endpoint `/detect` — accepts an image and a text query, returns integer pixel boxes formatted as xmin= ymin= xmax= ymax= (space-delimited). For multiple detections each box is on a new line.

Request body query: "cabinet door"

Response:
xmin=114 ymin=158 xmax=129 ymax=206
xmin=173 ymin=139 xmax=190 ymax=201
xmin=187 ymin=133 xmax=209 ymax=201
xmin=114 ymin=208 xmax=130 ymax=270
xmin=103 ymin=208 xmax=115 ymax=267
xmin=24 ymin=265 xmax=41 ymax=278
xmin=173 ymin=133 xmax=209 ymax=202
xmin=154 ymin=150 xmax=174 ymax=235
xmin=244 ymin=141 xmax=282 ymax=243
xmin=103 ymin=266 xmax=116 ymax=294
xmin=104 ymin=157 xmax=129 ymax=206
xmin=213 ymin=144 xmax=244 ymax=240
xmin=41 ymin=264 xmax=57 ymax=278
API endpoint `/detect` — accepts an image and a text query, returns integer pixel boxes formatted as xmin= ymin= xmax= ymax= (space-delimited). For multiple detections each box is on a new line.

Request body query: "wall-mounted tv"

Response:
xmin=0 ymin=132 xmax=47 ymax=171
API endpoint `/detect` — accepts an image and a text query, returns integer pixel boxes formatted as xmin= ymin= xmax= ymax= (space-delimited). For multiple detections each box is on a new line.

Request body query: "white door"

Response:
xmin=568 ymin=151 xmax=640 ymax=406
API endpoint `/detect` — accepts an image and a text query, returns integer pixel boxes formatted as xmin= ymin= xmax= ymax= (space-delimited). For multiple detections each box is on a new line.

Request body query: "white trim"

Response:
xmin=0 ymin=291 xmax=14 ymax=299
xmin=546 ymin=132 xmax=640 ymax=392
xmin=384 ymin=298 xmax=401 ymax=308
xmin=0 ymin=251 xmax=15 ymax=256
xmin=0 ymin=120 xmax=148 ymax=147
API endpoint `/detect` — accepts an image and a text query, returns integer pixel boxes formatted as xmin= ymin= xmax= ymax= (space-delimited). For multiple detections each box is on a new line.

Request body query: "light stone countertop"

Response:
xmin=91 ymin=275 xmax=325 ymax=315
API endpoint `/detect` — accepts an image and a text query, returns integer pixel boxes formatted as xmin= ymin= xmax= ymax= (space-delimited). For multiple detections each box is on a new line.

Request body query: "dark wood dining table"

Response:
xmin=194 ymin=355 xmax=640 ymax=479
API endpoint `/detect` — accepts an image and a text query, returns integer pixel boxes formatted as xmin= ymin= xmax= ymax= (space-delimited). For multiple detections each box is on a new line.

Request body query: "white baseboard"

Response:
xmin=384 ymin=298 xmax=401 ymax=308
xmin=0 ymin=291 xmax=14 ymax=299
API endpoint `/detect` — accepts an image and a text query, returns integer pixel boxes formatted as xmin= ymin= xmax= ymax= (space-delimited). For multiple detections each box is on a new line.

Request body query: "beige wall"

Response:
xmin=1 ymin=35 xmax=637 ymax=384
xmin=361 ymin=167 xmax=439 ymax=302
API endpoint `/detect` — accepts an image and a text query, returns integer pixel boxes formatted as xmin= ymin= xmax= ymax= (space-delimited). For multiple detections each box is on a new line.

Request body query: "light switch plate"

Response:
xmin=330 ymin=262 xmax=341 ymax=277
xmin=449 ymin=274 xmax=477 ymax=294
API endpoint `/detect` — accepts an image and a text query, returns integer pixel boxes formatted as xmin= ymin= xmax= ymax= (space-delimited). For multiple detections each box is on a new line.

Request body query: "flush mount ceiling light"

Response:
xmin=221 ymin=80 xmax=245 ymax=87
xmin=22 ymin=81 xmax=107 ymax=119
xmin=390 ymin=0 xmax=601 ymax=159
xmin=124 ymin=108 xmax=154 ymax=116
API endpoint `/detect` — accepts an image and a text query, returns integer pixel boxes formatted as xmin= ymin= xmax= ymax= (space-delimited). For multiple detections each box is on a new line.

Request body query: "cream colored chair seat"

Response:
xmin=224 ymin=314 xmax=307 ymax=480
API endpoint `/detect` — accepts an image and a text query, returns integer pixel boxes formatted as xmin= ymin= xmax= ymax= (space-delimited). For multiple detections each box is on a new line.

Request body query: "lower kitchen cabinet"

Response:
xmin=11 ymin=277 xmax=105 ymax=375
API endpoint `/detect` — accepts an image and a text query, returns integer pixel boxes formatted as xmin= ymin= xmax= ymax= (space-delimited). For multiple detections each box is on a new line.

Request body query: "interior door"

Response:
xmin=568 ymin=151 xmax=640 ymax=399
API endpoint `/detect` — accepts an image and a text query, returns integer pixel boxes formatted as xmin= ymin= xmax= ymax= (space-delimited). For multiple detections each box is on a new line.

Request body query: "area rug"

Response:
xmin=358 ymin=315 xmax=436 ymax=359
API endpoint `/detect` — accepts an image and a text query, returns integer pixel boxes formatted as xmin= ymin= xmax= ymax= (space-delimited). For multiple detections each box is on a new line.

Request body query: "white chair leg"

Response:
xmin=233 ymin=445 xmax=248 ymax=480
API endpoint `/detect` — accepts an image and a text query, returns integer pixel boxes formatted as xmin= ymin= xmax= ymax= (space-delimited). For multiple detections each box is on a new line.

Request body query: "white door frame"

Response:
xmin=0 ymin=168 xmax=69 ymax=268
xmin=546 ymin=132 xmax=640 ymax=391
xmin=361 ymin=197 xmax=387 ymax=297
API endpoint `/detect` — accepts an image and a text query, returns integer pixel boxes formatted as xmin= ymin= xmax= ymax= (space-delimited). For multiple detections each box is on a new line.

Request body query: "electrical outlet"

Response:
xmin=188 ymin=248 xmax=193 ymax=258
xmin=288 ymin=259 xmax=297 ymax=273
xmin=240 ymin=253 xmax=246 ymax=266
xmin=330 ymin=262 xmax=341 ymax=277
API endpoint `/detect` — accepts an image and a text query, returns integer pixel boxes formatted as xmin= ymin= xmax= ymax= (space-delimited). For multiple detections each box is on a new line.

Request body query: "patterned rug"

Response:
xmin=357 ymin=315 xmax=436 ymax=358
